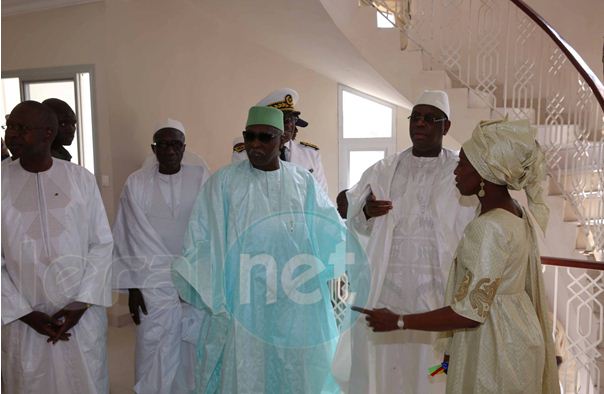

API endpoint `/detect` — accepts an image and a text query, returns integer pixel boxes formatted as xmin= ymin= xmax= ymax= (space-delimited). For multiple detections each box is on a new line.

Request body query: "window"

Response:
xmin=376 ymin=10 xmax=396 ymax=28
xmin=338 ymin=85 xmax=396 ymax=189
xmin=1 ymin=66 xmax=97 ymax=174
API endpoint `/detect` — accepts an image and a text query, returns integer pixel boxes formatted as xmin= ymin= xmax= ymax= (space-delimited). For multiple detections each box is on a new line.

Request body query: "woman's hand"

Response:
xmin=365 ymin=308 xmax=400 ymax=332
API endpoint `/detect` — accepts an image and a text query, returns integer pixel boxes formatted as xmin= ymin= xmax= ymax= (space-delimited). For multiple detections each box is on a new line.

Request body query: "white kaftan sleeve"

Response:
xmin=77 ymin=175 xmax=113 ymax=307
xmin=345 ymin=178 xmax=376 ymax=237
xmin=1 ymin=254 xmax=33 ymax=324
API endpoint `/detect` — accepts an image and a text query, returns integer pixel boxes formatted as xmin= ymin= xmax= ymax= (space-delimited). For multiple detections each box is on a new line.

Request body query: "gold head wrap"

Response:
xmin=462 ymin=119 xmax=549 ymax=233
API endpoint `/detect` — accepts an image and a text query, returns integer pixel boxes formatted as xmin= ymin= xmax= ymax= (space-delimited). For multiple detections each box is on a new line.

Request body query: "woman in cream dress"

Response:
xmin=364 ymin=119 xmax=559 ymax=394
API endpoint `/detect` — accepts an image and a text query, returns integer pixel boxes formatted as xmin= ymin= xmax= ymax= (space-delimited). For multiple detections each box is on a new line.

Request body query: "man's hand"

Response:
xmin=364 ymin=307 xmax=400 ymax=332
xmin=363 ymin=192 xmax=392 ymax=220
xmin=50 ymin=302 xmax=90 ymax=344
xmin=19 ymin=311 xmax=71 ymax=342
xmin=128 ymin=288 xmax=148 ymax=325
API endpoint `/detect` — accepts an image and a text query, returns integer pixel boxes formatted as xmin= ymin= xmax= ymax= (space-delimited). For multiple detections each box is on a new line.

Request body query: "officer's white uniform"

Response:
xmin=232 ymin=139 xmax=328 ymax=193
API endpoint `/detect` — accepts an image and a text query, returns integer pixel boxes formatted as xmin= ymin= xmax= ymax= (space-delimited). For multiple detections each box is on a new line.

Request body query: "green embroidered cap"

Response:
xmin=246 ymin=106 xmax=284 ymax=134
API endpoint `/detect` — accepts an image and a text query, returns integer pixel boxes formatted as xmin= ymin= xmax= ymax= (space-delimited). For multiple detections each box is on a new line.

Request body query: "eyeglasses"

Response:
xmin=152 ymin=141 xmax=184 ymax=150
xmin=242 ymin=131 xmax=279 ymax=143
xmin=1 ymin=123 xmax=45 ymax=133
xmin=407 ymin=114 xmax=447 ymax=125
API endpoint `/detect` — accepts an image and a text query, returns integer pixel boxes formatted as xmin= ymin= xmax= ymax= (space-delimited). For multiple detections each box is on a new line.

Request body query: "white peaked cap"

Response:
xmin=154 ymin=118 xmax=186 ymax=135
xmin=256 ymin=88 xmax=300 ymax=111
xmin=414 ymin=90 xmax=450 ymax=119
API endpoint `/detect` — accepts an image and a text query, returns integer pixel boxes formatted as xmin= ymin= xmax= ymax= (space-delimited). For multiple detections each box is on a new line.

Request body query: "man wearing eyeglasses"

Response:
xmin=42 ymin=98 xmax=77 ymax=162
xmin=173 ymin=106 xmax=343 ymax=393
xmin=232 ymin=88 xmax=328 ymax=193
xmin=112 ymin=119 xmax=210 ymax=394
xmin=1 ymin=100 xmax=113 ymax=393
xmin=333 ymin=91 xmax=476 ymax=394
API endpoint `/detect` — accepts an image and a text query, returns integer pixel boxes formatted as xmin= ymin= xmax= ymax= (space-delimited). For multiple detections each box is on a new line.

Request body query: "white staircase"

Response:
xmin=321 ymin=0 xmax=601 ymax=260
xmin=323 ymin=1 xmax=604 ymax=392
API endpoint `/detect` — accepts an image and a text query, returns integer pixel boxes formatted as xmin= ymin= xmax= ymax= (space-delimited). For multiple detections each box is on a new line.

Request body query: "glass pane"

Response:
xmin=78 ymin=72 xmax=95 ymax=174
xmin=25 ymin=80 xmax=79 ymax=165
xmin=348 ymin=150 xmax=385 ymax=187
xmin=342 ymin=90 xmax=392 ymax=139
xmin=376 ymin=11 xmax=395 ymax=28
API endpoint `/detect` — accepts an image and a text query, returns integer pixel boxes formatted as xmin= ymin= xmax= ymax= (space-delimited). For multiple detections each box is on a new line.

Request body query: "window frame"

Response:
xmin=338 ymin=84 xmax=397 ymax=190
xmin=2 ymin=64 xmax=99 ymax=174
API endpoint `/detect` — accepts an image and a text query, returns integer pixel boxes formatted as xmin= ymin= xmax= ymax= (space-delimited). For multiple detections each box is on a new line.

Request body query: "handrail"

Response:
xmin=509 ymin=0 xmax=604 ymax=110
xmin=541 ymin=256 xmax=604 ymax=271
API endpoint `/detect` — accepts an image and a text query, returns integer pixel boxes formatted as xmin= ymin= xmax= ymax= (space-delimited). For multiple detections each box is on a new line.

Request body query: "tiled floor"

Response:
xmin=108 ymin=324 xmax=136 ymax=394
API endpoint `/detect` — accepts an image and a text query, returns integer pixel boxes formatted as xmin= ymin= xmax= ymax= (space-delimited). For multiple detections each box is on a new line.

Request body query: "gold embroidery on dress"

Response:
xmin=454 ymin=268 xmax=473 ymax=303
xmin=469 ymin=278 xmax=501 ymax=318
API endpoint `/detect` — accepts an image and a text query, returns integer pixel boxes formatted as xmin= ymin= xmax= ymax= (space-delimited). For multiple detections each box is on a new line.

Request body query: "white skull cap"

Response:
xmin=414 ymin=90 xmax=450 ymax=119
xmin=154 ymin=118 xmax=186 ymax=135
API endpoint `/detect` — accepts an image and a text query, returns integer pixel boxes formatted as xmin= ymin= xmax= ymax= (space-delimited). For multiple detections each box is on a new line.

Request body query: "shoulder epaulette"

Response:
xmin=300 ymin=141 xmax=319 ymax=150
xmin=233 ymin=142 xmax=246 ymax=153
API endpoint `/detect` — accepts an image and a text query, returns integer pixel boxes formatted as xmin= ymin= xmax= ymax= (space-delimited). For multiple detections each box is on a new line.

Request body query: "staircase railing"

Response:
xmin=541 ymin=256 xmax=604 ymax=394
xmin=330 ymin=255 xmax=604 ymax=393
xmin=329 ymin=253 xmax=604 ymax=392
xmin=363 ymin=0 xmax=604 ymax=261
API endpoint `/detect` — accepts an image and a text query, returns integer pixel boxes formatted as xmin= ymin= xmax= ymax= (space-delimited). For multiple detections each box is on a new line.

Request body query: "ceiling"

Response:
xmin=1 ymin=0 xmax=411 ymax=107
xmin=2 ymin=0 xmax=102 ymax=16
xmin=197 ymin=0 xmax=411 ymax=107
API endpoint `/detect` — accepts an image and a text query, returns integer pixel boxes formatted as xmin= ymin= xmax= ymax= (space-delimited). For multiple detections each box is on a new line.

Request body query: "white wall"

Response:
xmin=2 ymin=0 xmax=414 ymax=215
xmin=2 ymin=1 xmax=114 ymax=210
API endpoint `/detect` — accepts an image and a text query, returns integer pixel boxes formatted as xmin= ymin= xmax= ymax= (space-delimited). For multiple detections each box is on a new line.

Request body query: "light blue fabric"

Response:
xmin=173 ymin=160 xmax=345 ymax=394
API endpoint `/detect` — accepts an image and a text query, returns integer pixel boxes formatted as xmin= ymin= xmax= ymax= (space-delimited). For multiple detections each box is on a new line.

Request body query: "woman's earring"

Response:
xmin=478 ymin=180 xmax=486 ymax=197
